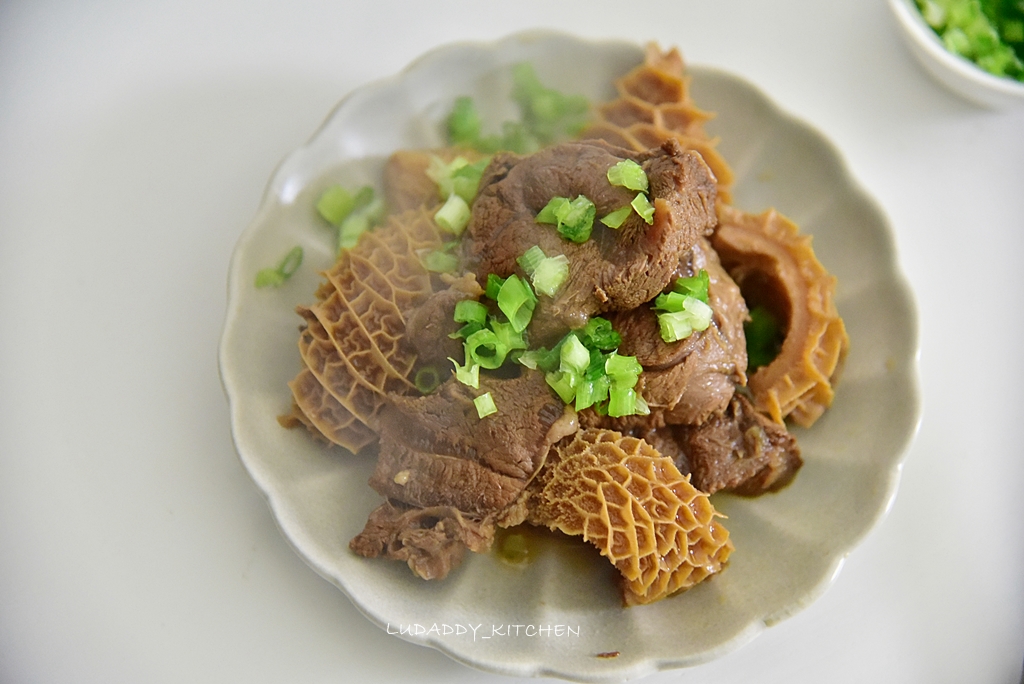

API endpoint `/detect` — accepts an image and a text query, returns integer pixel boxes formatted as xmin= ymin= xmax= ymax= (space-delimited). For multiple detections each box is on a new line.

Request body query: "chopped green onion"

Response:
xmin=600 ymin=206 xmax=633 ymax=229
xmin=545 ymin=370 xmax=578 ymax=404
xmin=255 ymin=246 xmax=304 ymax=288
xmin=489 ymin=319 xmax=528 ymax=355
xmin=316 ymin=186 xmax=357 ymax=226
xmin=426 ymin=155 xmax=468 ymax=200
xmin=414 ymin=366 xmax=442 ymax=394
xmin=606 ymin=159 xmax=649 ymax=192
xmin=421 ymin=250 xmax=460 ymax=273
xmin=336 ymin=192 xmax=384 ymax=252
xmin=531 ymin=254 xmax=569 ymax=296
xmin=449 ymin=321 xmax=484 ymax=340
xmin=631 ymin=193 xmax=655 ymax=225
xmin=254 ymin=269 xmax=284 ymax=288
xmin=434 ymin=193 xmax=471 ymax=235
xmin=452 ymin=158 xmax=490 ymax=202
xmin=579 ymin=317 xmax=622 ymax=351
xmin=674 ymin=270 xmax=711 ymax=304
xmin=464 ymin=328 xmax=508 ymax=369
xmin=556 ymin=195 xmax=596 ymax=243
xmin=427 ymin=156 xmax=490 ymax=204
xmin=559 ymin=334 xmax=591 ymax=376
xmin=510 ymin=63 xmax=591 ymax=144
xmin=485 ymin=273 xmax=506 ymax=300
xmin=537 ymin=195 xmax=596 ymax=243
xmin=449 ymin=356 xmax=480 ymax=388
xmin=574 ymin=375 xmax=610 ymax=411
xmin=447 ymin=97 xmax=482 ymax=147
xmin=536 ymin=197 xmax=568 ymax=225
xmin=496 ymin=274 xmax=536 ymax=333
xmin=745 ymin=305 xmax=783 ymax=370
xmin=605 ymin=352 xmax=642 ymax=386
xmin=517 ymin=245 xmax=548 ymax=275
xmin=453 ymin=299 xmax=488 ymax=326
xmin=656 ymin=298 xmax=713 ymax=343
xmin=474 ymin=392 xmax=498 ymax=418
xmin=516 ymin=343 xmax=563 ymax=372
xmin=608 ymin=385 xmax=638 ymax=418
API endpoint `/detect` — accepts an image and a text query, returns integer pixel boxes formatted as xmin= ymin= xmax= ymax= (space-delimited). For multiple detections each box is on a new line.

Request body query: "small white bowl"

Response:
xmin=888 ymin=0 xmax=1024 ymax=108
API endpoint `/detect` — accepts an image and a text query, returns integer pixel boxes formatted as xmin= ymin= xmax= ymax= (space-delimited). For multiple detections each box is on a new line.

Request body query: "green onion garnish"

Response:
xmin=421 ymin=249 xmax=460 ymax=273
xmin=517 ymin=246 xmax=568 ymax=297
xmin=674 ymin=270 xmax=711 ymax=303
xmin=434 ymin=193 xmax=471 ymax=235
xmin=655 ymin=300 xmax=713 ymax=343
xmin=531 ymin=254 xmax=569 ymax=296
xmin=427 ymin=156 xmax=490 ymax=204
xmin=336 ymin=191 xmax=384 ymax=252
xmin=474 ymin=392 xmax=498 ymax=418
xmin=559 ymin=334 xmax=591 ymax=376
xmin=447 ymin=96 xmax=483 ymax=147
xmin=464 ymin=328 xmax=508 ymax=369
xmin=608 ymin=386 xmax=638 ymax=418
xmin=600 ymin=206 xmax=633 ymax=229
xmin=745 ymin=305 xmax=783 ymax=370
xmin=630 ymin=193 xmax=655 ymax=225
xmin=454 ymin=299 xmax=488 ymax=326
xmin=255 ymin=246 xmax=304 ymax=288
xmin=545 ymin=370 xmax=578 ymax=404
xmin=606 ymin=159 xmax=649 ymax=192
xmin=579 ymin=317 xmax=622 ymax=351
xmin=316 ymin=186 xmax=357 ymax=226
xmin=449 ymin=356 xmax=480 ymax=388
xmin=574 ymin=375 xmax=610 ymax=411
xmin=496 ymin=274 xmax=537 ymax=333
xmin=537 ymin=195 xmax=596 ymax=243
xmin=414 ymin=366 xmax=442 ymax=394
xmin=652 ymin=269 xmax=714 ymax=343
xmin=489 ymin=320 xmax=528 ymax=356
xmin=517 ymin=245 xmax=548 ymax=274
xmin=516 ymin=343 xmax=563 ymax=372
xmin=605 ymin=352 xmax=643 ymax=386
xmin=484 ymin=273 xmax=506 ymax=301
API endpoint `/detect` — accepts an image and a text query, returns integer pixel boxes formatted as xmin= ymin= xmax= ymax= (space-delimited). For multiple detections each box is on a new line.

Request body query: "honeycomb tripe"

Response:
xmin=280 ymin=207 xmax=444 ymax=452
xmin=526 ymin=428 xmax=733 ymax=606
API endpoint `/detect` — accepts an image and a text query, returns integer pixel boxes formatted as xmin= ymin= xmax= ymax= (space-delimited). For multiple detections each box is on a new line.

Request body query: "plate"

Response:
xmin=219 ymin=31 xmax=920 ymax=682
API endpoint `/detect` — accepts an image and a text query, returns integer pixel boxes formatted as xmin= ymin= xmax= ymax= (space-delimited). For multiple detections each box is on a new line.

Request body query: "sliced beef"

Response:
xmin=675 ymin=394 xmax=802 ymax=496
xmin=582 ymin=237 xmax=747 ymax=433
xmin=403 ymin=273 xmax=483 ymax=367
xmin=351 ymin=371 xmax=578 ymax=578
xmin=464 ymin=139 xmax=717 ymax=343
xmin=349 ymin=500 xmax=494 ymax=580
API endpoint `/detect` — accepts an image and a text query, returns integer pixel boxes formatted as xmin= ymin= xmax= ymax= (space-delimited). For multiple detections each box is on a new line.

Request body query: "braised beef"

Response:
xmin=581 ymin=237 xmax=747 ymax=434
xmin=464 ymin=138 xmax=717 ymax=342
xmin=349 ymin=500 xmax=494 ymax=580
xmin=351 ymin=371 xmax=578 ymax=579
xmin=403 ymin=273 xmax=483 ymax=367
xmin=675 ymin=394 xmax=802 ymax=495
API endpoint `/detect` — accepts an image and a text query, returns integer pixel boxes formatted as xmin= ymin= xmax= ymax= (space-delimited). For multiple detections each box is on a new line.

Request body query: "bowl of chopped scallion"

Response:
xmin=889 ymin=0 xmax=1024 ymax=107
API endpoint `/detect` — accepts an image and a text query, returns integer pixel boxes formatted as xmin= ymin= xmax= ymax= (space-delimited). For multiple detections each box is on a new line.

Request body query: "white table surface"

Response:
xmin=2 ymin=1 xmax=1022 ymax=682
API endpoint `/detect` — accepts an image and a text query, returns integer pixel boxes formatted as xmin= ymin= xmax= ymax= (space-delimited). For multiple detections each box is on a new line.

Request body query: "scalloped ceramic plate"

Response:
xmin=219 ymin=31 xmax=920 ymax=683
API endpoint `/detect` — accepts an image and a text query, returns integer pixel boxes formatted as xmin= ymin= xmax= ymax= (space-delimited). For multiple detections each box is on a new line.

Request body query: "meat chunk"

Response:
xmin=464 ymin=139 xmax=717 ymax=342
xmin=351 ymin=371 xmax=578 ymax=578
xmin=403 ymin=273 xmax=483 ymax=367
xmin=675 ymin=394 xmax=802 ymax=496
xmin=349 ymin=501 xmax=494 ymax=580
xmin=581 ymin=237 xmax=747 ymax=433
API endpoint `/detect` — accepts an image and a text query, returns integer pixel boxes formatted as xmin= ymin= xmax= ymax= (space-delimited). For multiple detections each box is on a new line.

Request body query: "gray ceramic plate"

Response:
xmin=219 ymin=31 xmax=920 ymax=683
